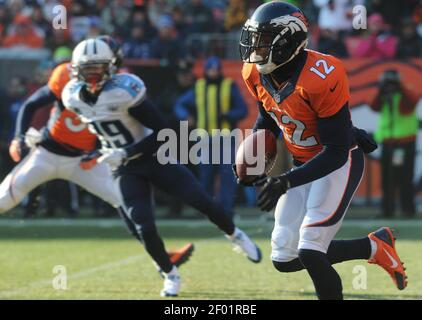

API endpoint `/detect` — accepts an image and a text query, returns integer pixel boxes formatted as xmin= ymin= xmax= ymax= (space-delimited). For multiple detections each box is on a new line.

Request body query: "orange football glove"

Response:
xmin=9 ymin=139 xmax=22 ymax=163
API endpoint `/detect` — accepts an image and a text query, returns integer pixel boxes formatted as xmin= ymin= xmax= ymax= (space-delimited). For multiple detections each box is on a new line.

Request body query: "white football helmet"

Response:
xmin=71 ymin=38 xmax=114 ymax=93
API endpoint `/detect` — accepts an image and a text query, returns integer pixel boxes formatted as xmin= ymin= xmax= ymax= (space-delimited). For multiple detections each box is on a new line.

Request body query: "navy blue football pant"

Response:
xmin=199 ymin=137 xmax=237 ymax=217
xmin=115 ymin=156 xmax=235 ymax=273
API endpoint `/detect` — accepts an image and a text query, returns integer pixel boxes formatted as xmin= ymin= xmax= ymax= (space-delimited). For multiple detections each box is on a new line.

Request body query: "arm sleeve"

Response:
xmin=124 ymin=98 xmax=169 ymax=159
xmin=226 ymin=82 xmax=248 ymax=121
xmin=253 ymin=102 xmax=281 ymax=138
xmin=284 ymin=104 xmax=353 ymax=188
xmin=14 ymin=85 xmax=56 ymax=138
xmin=173 ymin=89 xmax=196 ymax=120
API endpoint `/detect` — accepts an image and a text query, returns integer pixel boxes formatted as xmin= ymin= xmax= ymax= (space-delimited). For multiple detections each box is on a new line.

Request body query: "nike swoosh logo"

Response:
xmin=383 ymin=248 xmax=398 ymax=268
xmin=330 ymin=82 xmax=338 ymax=92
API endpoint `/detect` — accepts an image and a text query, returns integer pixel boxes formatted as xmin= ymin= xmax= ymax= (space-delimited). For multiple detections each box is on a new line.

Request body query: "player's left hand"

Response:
xmin=97 ymin=148 xmax=127 ymax=170
xmin=353 ymin=127 xmax=378 ymax=154
xmin=255 ymin=175 xmax=290 ymax=212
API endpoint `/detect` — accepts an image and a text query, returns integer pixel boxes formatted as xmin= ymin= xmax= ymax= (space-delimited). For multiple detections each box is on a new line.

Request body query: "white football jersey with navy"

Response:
xmin=62 ymin=73 xmax=147 ymax=149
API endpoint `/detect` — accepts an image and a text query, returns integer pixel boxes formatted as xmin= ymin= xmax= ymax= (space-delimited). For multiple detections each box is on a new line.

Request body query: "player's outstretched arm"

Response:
xmin=10 ymin=85 xmax=56 ymax=162
xmin=124 ymin=98 xmax=170 ymax=160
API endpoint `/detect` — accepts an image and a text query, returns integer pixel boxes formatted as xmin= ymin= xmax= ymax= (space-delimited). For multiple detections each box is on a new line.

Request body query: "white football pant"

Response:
xmin=0 ymin=146 xmax=121 ymax=214
xmin=271 ymin=147 xmax=365 ymax=262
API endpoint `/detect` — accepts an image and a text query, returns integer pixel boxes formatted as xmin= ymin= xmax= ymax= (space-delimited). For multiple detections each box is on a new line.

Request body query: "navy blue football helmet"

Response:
xmin=239 ymin=1 xmax=309 ymax=74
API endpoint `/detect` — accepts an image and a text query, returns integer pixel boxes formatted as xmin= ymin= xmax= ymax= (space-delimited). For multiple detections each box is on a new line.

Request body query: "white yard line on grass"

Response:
xmin=0 ymin=228 xmax=265 ymax=299
xmin=0 ymin=255 xmax=145 ymax=299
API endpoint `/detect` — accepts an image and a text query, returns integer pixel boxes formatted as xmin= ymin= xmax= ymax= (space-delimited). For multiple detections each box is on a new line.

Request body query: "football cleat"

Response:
xmin=226 ymin=228 xmax=262 ymax=263
xmin=156 ymin=243 xmax=194 ymax=278
xmin=160 ymin=267 xmax=181 ymax=297
xmin=368 ymin=227 xmax=408 ymax=290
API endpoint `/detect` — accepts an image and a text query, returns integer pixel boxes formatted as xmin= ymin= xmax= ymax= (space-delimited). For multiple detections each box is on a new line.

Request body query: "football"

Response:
xmin=235 ymin=129 xmax=284 ymax=184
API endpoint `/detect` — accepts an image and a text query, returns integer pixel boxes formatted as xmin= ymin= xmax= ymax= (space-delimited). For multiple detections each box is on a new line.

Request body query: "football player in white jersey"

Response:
xmin=62 ymin=39 xmax=262 ymax=297
xmin=0 ymin=36 xmax=195 ymax=280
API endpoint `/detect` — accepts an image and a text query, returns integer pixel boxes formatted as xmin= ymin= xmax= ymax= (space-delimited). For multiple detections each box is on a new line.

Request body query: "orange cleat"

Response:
xmin=368 ymin=227 xmax=407 ymax=290
xmin=169 ymin=243 xmax=195 ymax=267
xmin=156 ymin=243 xmax=195 ymax=278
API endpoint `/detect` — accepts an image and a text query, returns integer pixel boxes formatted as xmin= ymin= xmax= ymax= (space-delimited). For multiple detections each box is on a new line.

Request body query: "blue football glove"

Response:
xmin=353 ymin=127 xmax=378 ymax=154
xmin=255 ymin=174 xmax=290 ymax=212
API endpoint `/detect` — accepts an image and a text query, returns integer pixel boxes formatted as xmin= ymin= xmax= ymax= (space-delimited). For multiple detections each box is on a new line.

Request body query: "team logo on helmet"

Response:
xmin=270 ymin=14 xmax=308 ymax=35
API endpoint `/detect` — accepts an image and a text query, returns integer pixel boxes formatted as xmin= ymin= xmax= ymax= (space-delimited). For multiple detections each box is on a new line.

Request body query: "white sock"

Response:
xmin=165 ymin=265 xmax=179 ymax=276
xmin=369 ymin=239 xmax=377 ymax=259
xmin=228 ymin=227 xmax=240 ymax=240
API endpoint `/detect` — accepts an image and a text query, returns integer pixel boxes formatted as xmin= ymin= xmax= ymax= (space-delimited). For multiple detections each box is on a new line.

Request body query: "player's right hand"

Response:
xmin=9 ymin=138 xmax=24 ymax=162
xmin=80 ymin=150 xmax=102 ymax=170
xmin=232 ymin=164 xmax=265 ymax=187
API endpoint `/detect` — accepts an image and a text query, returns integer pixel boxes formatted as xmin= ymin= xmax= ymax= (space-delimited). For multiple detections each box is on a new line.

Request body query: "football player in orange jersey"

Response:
xmin=236 ymin=1 xmax=408 ymax=299
xmin=1 ymin=36 xmax=194 ymax=273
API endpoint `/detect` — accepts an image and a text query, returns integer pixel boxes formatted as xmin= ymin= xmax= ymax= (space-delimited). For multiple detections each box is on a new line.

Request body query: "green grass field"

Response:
xmin=0 ymin=218 xmax=421 ymax=300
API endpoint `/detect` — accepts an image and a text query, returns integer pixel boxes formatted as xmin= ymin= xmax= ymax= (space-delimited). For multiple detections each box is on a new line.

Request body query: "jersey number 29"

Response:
xmin=92 ymin=120 xmax=134 ymax=148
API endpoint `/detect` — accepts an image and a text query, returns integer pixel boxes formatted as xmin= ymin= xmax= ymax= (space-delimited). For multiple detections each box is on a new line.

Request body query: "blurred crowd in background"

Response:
xmin=0 ymin=0 xmax=421 ymax=219
xmin=0 ymin=0 xmax=422 ymax=62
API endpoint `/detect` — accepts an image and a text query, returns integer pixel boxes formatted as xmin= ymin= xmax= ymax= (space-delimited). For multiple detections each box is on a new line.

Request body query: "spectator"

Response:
xmin=69 ymin=0 xmax=95 ymax=42
xmin=396 ymin=18 xmax=422 ymax=59
xmin=31 ymin=4 xmax=51 ymax=38
xmin=7 ymin=0 xmax=24 ymax=17
xmin=174 ymin=57 xmax=248 ymax=217
xmin=155 ymin=60 xmax=197 ymax=218
xmin=148 ymin=0 xmax=172 ymax=27
xmin=130 ymin=5 xmax=157 ymax=40
xmin=171 ymin=6 xmax=189 ymax=39
xmin=45 ymin=28 xmax=72 ymax=52
xmin=314 ymin=0 xmax=364 ymax=32
xmin=0 ymin=3 xmax=10 ymax=44
xmin=150 ymin=15 xmax=185 ymax=64
xmin=52 ymin=46 xmax=72 ymax=64
xmin=347 ymin=13 xmax=397 ymax=59
xmin=96 ymin=0 xmax=133 ymax=38
xmin=370 ymin=69 xmax=419 ymax=218
xmin=122 ymin=25 xmax=152 ymax=59
xmin=318 ymin=28 xmax=348 ymax=57
xmin=366 ymin=0 xmax=417 ymax=30
xmin=184 ymin=0 xmax=215 ymax=33
xmin=2 ymin=14 xmax=44 ymax=48
xmin=85 ymin=16 xmax=102 ymax=39
xmin=224 ymin=0 xmax=248 ymax=32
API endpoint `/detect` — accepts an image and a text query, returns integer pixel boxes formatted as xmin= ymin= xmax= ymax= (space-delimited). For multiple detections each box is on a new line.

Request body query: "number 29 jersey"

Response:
xmin=61 ymin=73 xmax=147 ymax=149
xmin=242 ymin=49 xmax=351 ymax=163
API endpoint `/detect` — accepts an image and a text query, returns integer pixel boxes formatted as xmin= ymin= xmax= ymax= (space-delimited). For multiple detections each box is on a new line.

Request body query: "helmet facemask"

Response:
xmin=73 ymin=61 xmax=112 ymax=94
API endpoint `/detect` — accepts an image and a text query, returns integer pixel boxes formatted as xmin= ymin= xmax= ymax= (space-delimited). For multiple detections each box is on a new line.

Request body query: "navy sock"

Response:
xmin=327 ymin=237 xmax=371 ymax=263
xmin=298 ymin=249 xmax=343 ymax=300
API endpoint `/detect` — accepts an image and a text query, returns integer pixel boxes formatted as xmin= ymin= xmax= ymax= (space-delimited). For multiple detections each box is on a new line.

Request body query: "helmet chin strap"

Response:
xmin=256 ymin=39 xmax=308 ymax=75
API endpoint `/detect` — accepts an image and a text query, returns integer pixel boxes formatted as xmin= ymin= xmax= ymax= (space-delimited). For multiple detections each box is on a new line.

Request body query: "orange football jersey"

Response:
xmin=47 ymin=62 xmax=97 ymax=152
xmin=242 ymin=49 xmax=350 ymax=163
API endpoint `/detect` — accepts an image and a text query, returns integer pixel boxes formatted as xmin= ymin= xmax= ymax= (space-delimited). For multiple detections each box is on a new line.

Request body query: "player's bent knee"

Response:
xmin=298 ymin=227 xmax=328 ymax=253
xmin=272 ymin=259 xmax=304 ymax=273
